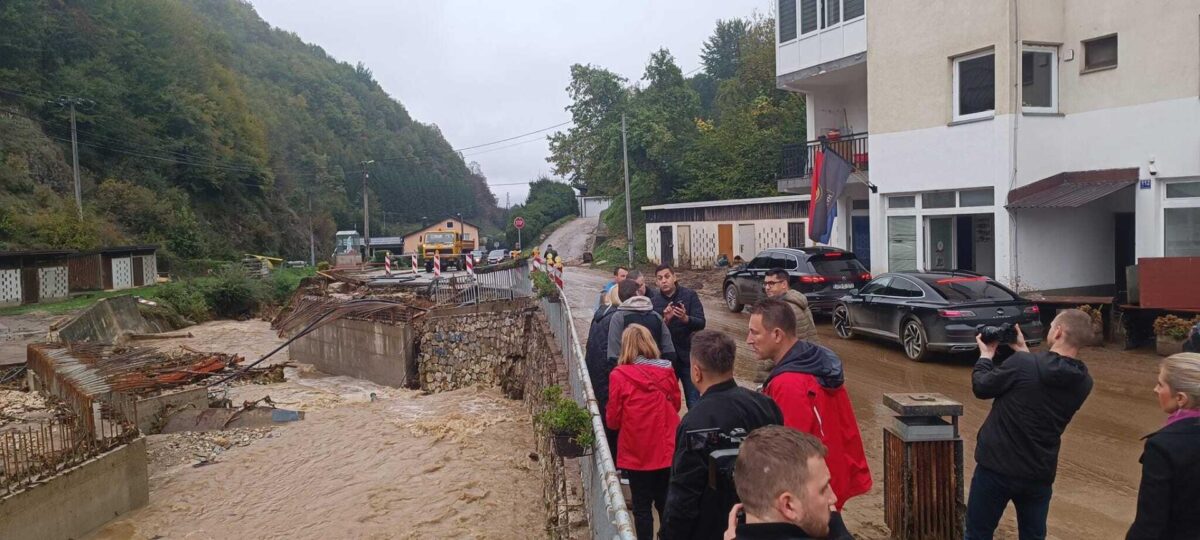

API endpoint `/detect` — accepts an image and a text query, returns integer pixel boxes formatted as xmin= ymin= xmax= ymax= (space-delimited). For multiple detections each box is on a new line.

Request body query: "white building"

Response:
xmin=776 ymin=0 xmax=1200 ymax=294
xmin=578 ymin=196 xmax=613 ymax=218
xmin=644 ymin=195 xmax=814 ymax=269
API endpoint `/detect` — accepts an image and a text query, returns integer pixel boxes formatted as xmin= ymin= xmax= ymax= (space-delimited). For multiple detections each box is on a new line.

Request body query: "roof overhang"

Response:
xmin=1006 ymin=168 xmax=1138 ymax=209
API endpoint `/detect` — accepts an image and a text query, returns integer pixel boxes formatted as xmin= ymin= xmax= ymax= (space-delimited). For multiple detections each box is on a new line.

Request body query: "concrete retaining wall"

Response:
xmin=57 ymin=295 xmax=171 ymax=343
xmin=0 ymin=438 xmax=149 ymax=540
xmin=289 ymin=318 xmax=415 ymax=387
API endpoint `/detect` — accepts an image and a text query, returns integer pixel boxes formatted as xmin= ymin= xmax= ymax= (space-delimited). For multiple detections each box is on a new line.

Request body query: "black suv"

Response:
xmin=723 ymin=247 xmax=871 ymax=314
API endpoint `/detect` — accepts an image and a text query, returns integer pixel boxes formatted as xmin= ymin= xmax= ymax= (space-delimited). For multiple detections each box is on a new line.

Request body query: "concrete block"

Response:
xmin=0 ymin=438 xmax=148 ymax=540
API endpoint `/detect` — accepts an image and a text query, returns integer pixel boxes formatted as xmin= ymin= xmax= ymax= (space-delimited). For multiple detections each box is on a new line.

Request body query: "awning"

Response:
xmin=1006 ymin=168 xmax=1138 ymax=209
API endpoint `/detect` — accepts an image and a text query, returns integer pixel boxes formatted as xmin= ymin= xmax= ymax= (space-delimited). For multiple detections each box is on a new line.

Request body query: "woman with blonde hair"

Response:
xmin=607 ymin=324 xmax=681 ymax=540
xmin=1127 ymin=352 xmax=1200 ymax=539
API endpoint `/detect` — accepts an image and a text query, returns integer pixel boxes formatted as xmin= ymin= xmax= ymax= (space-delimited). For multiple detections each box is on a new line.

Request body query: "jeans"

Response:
xmin=627 ymin=468 xmax=670 ymax=540
xmin=673 ymin=358 xmax=701 ymax=409
xmin=965 ymin=466 xmax=1054 ymax=540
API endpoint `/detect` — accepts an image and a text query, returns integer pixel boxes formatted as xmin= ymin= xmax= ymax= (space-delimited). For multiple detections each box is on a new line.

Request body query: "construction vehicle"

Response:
xmin=419 ymin=229 xmax=475 ymax=272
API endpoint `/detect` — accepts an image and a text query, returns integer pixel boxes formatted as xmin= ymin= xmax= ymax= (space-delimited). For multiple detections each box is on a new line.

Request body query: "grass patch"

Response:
xmin=0 ymin=286 xmax=162 ymax=316
xmin=590 ymin=231 xmax=649 ymax=271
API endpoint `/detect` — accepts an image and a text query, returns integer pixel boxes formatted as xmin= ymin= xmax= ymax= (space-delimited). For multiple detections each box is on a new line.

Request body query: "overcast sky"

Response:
xmin=248 ymin=0 xmax=769 ymax=206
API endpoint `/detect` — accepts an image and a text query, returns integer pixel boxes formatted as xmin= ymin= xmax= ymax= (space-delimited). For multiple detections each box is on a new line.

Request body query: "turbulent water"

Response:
xmin=87 ymin=321 xmax=546 ymax=540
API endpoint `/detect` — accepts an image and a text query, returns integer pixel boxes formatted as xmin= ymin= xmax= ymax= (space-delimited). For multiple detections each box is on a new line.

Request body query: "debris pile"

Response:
xmin=28 ymin=342 xmax=244 ymax=399
xmin=147 ymin=426 xmax=275 ymax=471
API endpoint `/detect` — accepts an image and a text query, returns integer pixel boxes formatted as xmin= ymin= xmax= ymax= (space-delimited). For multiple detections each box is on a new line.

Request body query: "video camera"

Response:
xmin=976 ymin=322 xmax=1018 ymax=345
xmin=686 ymin=427 xmax=748 ymax=492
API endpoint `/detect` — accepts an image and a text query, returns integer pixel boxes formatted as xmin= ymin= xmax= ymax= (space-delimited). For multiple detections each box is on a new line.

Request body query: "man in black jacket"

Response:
xmin=966 ymin=309 xmax=1095 ymax=540
xmin=607 ymin=280 xmax=676 ymax=363
xmin=652 ymin=264 xmax=706 ymax=408
xmin=661 ymin=331 xmax=783 ymax=540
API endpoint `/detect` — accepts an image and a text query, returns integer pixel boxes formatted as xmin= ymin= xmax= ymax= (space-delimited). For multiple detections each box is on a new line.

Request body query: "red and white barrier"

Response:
xmin=383 ymin=254 xmax=392 ymax=276
xmin=411 ymin=254 xmax=419 ymax=275
xmin=465 ymin=254 xmax=475 ymax=276
xmin=433 ymin=252 xmax=442 ymax=278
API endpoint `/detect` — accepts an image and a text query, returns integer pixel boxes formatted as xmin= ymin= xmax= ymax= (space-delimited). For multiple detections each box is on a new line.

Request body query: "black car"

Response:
xmin=832 ymin=271 xmax=1044 ymax=361
xmin=723 ymin=247 xmax=872 ymax=314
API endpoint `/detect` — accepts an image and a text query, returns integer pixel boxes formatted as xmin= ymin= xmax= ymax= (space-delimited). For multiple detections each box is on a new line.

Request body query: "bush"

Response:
xmin=531 ymin=270 xmax=559 ymax=300
xmin=536 ymin=386 xmax=595 ymax=447
xmin=1154 ymin=315 xmax=1200 ymax=340
xmin=316 ymin=261 xmax=331 ymax=271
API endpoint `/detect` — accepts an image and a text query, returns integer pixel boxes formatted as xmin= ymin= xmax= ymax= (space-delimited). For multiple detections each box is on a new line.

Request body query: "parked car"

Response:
xmin=831 ymin=271 xmax=1044 ymax=361
xmin=487 ymin=249 xmax=508 ymax=265
xmin=723 ymin=247 xmax=871 ymax=314
xmin=470 ymin=249 xmax=488 ymax=263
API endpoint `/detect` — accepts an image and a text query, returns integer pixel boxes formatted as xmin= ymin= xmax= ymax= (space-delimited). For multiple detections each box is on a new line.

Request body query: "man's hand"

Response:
xmin=673 ymin=304 xmax=690 ymax=324
xmin=976 ymin=333 xmax=998 ymax=360
xmin=723 ymin=503 xmax=743 ymax=540
xmin=1011 ymin=324 xmax=1030 ymax=353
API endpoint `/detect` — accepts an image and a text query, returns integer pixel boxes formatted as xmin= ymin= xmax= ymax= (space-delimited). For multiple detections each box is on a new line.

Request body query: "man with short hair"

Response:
xmin=748 ymin=299 xmax=872 ymax=511
xmin=730 ymin=426 xmax=854 ymax=540
xmin=598 ymin=265 xmax=630 ymax=308
xmin=652 ymin=264 xmax=706 ymax=407
xmin=544 ymin=243 xmax=558 ymax=260
xmin=759 ymin=268 xmax=819 ymax=383
xmin=965 ymin=310 xmax=1095 ymax=540
xmin=607 ymin=279 xmax=676 ymax=364
xmin=661 ymin=331 xmax=783 ymax=540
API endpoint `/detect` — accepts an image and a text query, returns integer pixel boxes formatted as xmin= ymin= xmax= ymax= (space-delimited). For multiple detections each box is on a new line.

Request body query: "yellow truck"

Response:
xmin=419 ymin=230 xmax=475 ymax=272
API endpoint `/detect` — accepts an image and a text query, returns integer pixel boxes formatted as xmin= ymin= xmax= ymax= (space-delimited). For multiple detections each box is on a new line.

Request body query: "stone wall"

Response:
xmin=417 ymin=299 xmax=536 ymax=395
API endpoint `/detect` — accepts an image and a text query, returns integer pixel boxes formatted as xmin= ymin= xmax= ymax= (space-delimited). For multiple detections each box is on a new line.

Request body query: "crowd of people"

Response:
xmin=580 ymin=263 xmax=1200 ymax=540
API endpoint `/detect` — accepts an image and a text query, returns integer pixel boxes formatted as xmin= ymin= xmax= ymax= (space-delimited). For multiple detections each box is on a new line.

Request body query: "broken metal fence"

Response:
xmin=429 ymin=261 xmax=532 ymax=306
xmin=540 ymin=291 xmax=635 ymax=540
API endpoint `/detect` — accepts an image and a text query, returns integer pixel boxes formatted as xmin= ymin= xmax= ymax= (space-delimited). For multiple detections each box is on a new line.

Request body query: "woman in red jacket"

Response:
xmin=607 ymin=324 xmax=682 ymax=540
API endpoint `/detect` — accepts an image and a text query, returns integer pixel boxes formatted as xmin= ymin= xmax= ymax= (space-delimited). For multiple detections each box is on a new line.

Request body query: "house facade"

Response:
xmin=776 ymin=0 xmax=1200 ymax=294
xmin=644 ymin=196 xmax=816 ymax=269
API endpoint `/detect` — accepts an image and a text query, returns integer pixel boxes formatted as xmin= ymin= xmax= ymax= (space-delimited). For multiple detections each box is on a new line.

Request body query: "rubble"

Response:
xmin=146 ymin=426 xmax=275 ymax=472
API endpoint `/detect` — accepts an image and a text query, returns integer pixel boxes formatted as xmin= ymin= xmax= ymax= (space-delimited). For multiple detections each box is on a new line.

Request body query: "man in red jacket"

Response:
xmin=747 ymin=298 xmax=872 ymax=509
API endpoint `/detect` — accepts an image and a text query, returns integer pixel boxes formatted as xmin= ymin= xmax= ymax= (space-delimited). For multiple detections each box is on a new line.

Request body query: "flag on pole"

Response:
xmin=433 ymin=252 xmax=441 ymax=278
xmin=808 ymin=144 xmax=854 ymax=244
xmin=465 ymin=254 xmax=475 ymax=276
xmin=411 ymin=254 xmax=419 ymax=275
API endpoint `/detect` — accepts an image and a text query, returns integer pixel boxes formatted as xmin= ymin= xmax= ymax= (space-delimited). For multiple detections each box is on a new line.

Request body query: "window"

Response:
xmin=811 ymin=258 xmax=867 ymax=276
xmin=887 ymin=278 xmax=924 ymax=298
xmin=779 ymin=0 xmax=797 ymax=42
xmin=923 ymin=192 xmax=956 ymax=209
xmin=1083 ymin=34 xmax=1118 ymax=72
xmin=749 ymin=256 xmax=772 ymax=269
xmin=852 ymin=199 xmax=869 ymax=210
xmin=787 ymin=222 xmax=806 ymax=248
xmin=889 ymin=195 xmax=916 ymax=209
xmin=860 ymin=277 xmax=891 ymax=295
xmin=783 ymin=255 xmax=800 ymax=270
xmin=844 ymin=0 xmax=864 ymax=20
xmin=888 ymin=216 xmax=918 ymax=271
xmin=1022 ymin=46 xmax=1057 ymax=112
xmin=960 ymin=188 xmax=995 ymax=207
xmin=1167 ymin=181 xmax=1200 ymax=198
xmin=925 ymin=277 xmax=1018 ymax=301
xmin=953 ymin=50 xmax=996 ymax=121
xmin=800 ymin=0 xmax=818 ymax=34
xmin=446 ymin=221 xmax=454 ymax=228
xmin=824 ymin=0 xmax=840 ymax=27
xmin=1165 ymin=208 xmax=1200 ymax=256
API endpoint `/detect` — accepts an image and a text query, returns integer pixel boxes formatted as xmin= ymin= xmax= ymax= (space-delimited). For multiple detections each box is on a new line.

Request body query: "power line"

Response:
xmin=452 ymin=120 xmax=571 ymax=152
xmin=462 ymin=134 xmax=550 ymax=157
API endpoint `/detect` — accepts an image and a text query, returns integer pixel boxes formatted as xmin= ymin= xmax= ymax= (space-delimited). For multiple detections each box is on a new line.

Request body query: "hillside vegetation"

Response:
xmin=0 ymin=0 xmax=500 ymax=261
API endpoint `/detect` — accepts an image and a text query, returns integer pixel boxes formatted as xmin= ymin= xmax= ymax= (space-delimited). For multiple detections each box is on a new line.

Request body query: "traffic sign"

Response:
xmin=514 ymin=216 xmax=525 ymax=229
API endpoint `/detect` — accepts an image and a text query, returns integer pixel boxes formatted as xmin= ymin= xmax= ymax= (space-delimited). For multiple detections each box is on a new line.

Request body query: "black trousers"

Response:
xmin=626 ymin=468 xmax=670 ymax=540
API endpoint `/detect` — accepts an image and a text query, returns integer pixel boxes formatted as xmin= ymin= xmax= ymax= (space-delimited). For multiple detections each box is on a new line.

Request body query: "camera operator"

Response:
xmin=966 ymin=309 xmax=1095 ymax=540
xmin=661 ymin=330 xmax=783 ymax=540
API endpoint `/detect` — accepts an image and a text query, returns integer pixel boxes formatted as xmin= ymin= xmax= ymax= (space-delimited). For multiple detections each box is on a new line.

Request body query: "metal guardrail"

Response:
xmin=429 ymin=262 xmax=532 ymax=306
xmin=540 ymin=292 xmax=636 ymax=540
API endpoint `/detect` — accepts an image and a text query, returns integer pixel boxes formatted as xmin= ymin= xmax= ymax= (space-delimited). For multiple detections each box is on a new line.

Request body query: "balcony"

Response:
xmin=778 ymin=132 xmax=869 ymax=193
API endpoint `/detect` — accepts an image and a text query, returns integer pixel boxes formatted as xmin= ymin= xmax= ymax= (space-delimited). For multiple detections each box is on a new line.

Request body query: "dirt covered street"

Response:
xmin=562 ymin=264 xmax=1162 ymax=540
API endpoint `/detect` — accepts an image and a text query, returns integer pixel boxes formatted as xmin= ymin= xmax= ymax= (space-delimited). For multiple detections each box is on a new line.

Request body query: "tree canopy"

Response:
xmin=0 ymin=0 xmax=500 ymax=259
xmin=546 ymin=16 xmax=806 ymax=245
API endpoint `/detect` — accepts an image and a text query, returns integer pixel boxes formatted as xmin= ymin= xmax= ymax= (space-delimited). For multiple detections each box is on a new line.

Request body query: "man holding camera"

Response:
xmin=661 ymin=330 xmax=783 ymax=540
xmin=966 ymin=309 xmax=1095 ymax=540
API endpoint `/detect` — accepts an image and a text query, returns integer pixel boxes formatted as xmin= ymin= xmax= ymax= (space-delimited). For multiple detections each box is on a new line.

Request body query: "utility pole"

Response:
xmin=53 ymin=96 xmax=89 ymax=219
xmin=621 ymin=113 xmax=633 ymax=266
xmin=307 ymin=190 xmax=316 ymax=267
xmin=360 ymin=160 xmax=374 ymax=262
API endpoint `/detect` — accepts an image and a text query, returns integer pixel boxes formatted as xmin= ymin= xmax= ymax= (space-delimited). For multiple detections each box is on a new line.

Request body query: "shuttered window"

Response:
xmin=844 ymin=0 xmax=864 ymax=20
xmin=779 ymin=0 xmax=797 ymax=42
xmin=800 ymin=0 xmax=818 ymax=34
xmin=825 ymin=0 xmax=841 ymax=26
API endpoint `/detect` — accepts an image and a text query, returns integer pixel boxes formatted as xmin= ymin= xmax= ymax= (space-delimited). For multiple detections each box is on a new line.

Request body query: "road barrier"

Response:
xmin=540 ymin=289 xmax=635 ymax=540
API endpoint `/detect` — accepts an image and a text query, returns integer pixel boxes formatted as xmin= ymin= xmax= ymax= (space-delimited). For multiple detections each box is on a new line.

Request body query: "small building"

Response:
xmin=578 ymin=196 xmax=613 ymax=218
xmin=366 ymin=236 xmax=405 ymax=254
xmin=644 ymin=195 xmax=820 ymax=269
xmin=401 ymin=217 xmax=480 ymax=255
xmin=96 ymin=246 xmax=158 ymax=291
xmin=0 ymin=249 xmax=74 ymax=306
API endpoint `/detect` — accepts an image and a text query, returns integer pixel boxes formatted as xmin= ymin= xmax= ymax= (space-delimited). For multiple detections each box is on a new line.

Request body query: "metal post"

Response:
xmin=621 ymin=113 xmax=633 ymax=266
xmin=308 ymin=191 xmax=316 ymax=267
xmin=69 ymin=101 xmax=82 ymax=219
xmin=361 ymin=160 xmax=374 ymax=262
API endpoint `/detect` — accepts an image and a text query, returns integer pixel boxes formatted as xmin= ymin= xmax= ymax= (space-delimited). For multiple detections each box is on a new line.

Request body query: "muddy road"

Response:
xmin=540 ymin=216 xmax=598 ymax=264
xmin=562 ymin=265 xmax=1160 ymax=539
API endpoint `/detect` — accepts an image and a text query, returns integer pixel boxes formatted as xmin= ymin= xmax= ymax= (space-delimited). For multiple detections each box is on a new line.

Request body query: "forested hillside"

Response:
xmin=0 ymin=0 xmax=500 ymax=261
xmin=547 ymin=17 xmax=805 ymax=255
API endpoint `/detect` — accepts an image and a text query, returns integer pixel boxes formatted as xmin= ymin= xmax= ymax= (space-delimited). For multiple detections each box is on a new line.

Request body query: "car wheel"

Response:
xmin=833 ymin=305 xmax=855 ymax=339
xmin=901 ymin=318 xmax=930 ymax=362
xmin=724 ymin=283 xmax=744 ymax=313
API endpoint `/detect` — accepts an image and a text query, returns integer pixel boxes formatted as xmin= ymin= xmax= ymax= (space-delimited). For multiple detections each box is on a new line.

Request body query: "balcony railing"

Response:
xmin=780 ymin=132 xmax=869 ymax=180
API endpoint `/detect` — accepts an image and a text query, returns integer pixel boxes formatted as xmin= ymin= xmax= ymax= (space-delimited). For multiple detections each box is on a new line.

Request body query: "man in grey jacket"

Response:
xmin=756 ymin=268 xmax=819 ymax=383
xmin=606 ymin=280 xmax=677 ymax=363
